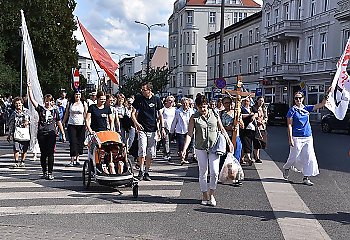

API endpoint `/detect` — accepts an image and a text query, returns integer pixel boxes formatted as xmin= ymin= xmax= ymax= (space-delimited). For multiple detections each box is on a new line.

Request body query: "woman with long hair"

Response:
xmin=240 ymin=97 xmax=256 ymax=165
xmin=62 ymin=89 xmax=88 ymax=167
xmin=252 ymin=96 xmax=268 ymax=163
xmin=27 ymin=82 xmax=66 ymax=180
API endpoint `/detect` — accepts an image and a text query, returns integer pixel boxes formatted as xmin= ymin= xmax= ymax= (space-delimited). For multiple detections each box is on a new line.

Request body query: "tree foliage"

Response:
xmin=0 ymin=0 xmax=79 ymax=97
xmin=118 ymin=66 xmax=170 ymax=98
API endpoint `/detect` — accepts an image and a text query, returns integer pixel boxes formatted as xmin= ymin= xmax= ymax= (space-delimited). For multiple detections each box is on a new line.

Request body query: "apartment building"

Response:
xmin=78 ymin=55 xmax=93 ymax=83
xmin=261 ymin=0 xmax=344 ymax=120
xmin=168 ymin=0 xmax=261 ymax=99
xmin=206 ymin=11 xmax=262 ymax=100
xmin=335 ymin=0 xmax=350 ymax=49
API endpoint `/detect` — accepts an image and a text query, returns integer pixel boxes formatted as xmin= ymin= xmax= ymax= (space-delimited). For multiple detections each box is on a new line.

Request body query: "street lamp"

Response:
xmin=110 ymin=52 xmax=130 ymax=63
xmin=134 ymin=21 xmax=165 ymax=77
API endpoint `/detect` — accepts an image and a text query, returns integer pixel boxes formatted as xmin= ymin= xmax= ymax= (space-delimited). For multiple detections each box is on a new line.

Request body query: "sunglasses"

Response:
xmin=294 ymin=97 xmax=303 ymax=100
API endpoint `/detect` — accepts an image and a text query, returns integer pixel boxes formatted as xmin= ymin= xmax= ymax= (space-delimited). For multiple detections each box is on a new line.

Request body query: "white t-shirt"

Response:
xmin=162 ymin=107 xmax=176 ymax=130
xmin=68 ymin=102 xmax=85 ymax=125
xmin=56 ymin=97 xmax=68 ymax=109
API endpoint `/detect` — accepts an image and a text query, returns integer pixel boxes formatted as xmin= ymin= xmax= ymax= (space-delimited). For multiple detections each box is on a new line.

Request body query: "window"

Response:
xmin=173 ymin=56 xmax=176 ymax=66
xmin=265 ymin=48 xmax=269 ymax=66
xmin=248 ymin=30 xmax=253 ymax=44
xmin=192 ymin=32 xmax=196 ymax=44
xmin=233 ymin=36 xmax=237 ymax=49
xmin=238 ymin=12 xmax=243 ymax=22
xmin=254 ymin=56 xmax=259 ymax=72
xmin=87 ymin=73 xmax=90 ymax=81
xmin=296 ymin=40 xmax=300 ymax=62
xmin=209 ymin=12 xmax=216 ymax=23
xmin=324 ymin=0 xmax=329 ymax=11
xmin=191 ymin=53 xmax=195 ymax=65
xmin=227 ymin=62 xmax=232 ymax=76
xmin=238 ymin=59 xmax=242 ymax=74
xmin=228 ymin=38 xmax=232 ymax=50
xmin=187 ymin=32 xmax=190 ymax=44
xmin=255 ymin=28 xmax=260 ymax=42
xmin=308 ymin=36 xmax=313 ymax=61
xmin=187 ymin=11 xmax=193 ymax=23
xmin=274 ymin=9 xmax=279 ymax=24
xmin=180 ymin=34 xmax=182 ymax=47
xmin=320 ymin=33 xmax=326 ymax=59
xmin=344 ymin=30 xmax=350 ymax=49
xmin=310 ymin=0 xmax=316 ymax=17
xmin=239 ymin=33 xmax=243 ymax=47
xmin=244 ymin=13 xmax=248 ymax=18
xmin=209 ymin=67 xmax=213 ymax=79
xmin=180 ymin=15 xmax=183 ymax=27
xmin=223 ymin=40 xmax=226 ymax=52
xmin=247 ymin=57 xmax=252 ymax=73
xmin=264 ymin=87 xmax=275 ymax=103
xmin=210 ymin=44 xmax=213 ymax=56
xmin=284 ymin=3 xmax=289 ymax=20
xmin=266 ymin=12 xmax=270 ymax=27
xmin=282 ymin=43 xmax=288 ymax=63
xmin=186 ymin=53 xmax=190 ymax=64
xmin=297 ymin=0 xmax=302 ymax=19
xmin=234 ymin=12 xmax=238 ymax=23
xmin=273 ymin=46 xmax=278 ymax=64
xmin=180 ymin=53 xmax=182 ymax=66
xmin=87 ymin=63 xmax=91 ymax=69
xmin=233 ymin=61 xmax=237 ymax=75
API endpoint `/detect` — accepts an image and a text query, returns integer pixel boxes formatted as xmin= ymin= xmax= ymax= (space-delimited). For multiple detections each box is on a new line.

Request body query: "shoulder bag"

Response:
xmin=14 ymin=127 xmax=30 ymax=141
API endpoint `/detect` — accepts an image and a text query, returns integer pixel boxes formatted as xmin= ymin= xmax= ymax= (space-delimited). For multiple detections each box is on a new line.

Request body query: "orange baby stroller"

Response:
xmin=83 ymin=131 xmax=138 ymax=198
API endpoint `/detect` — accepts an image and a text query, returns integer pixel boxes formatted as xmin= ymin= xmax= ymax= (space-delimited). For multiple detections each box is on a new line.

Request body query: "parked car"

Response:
xmin=321 ymin=110 xmax=350 ymax=134
xmin=267 ymin=103 xmax=289 ymax=126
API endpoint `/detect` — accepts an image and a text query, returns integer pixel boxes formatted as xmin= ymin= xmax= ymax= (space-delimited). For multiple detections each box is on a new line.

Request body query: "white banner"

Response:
xmin=325 ymin=37 xmax=350 ymax=120
xmin=21 ymin=10 xmax=43 ymax=150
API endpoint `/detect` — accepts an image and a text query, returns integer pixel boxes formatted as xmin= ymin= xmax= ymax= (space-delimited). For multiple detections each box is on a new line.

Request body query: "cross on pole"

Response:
xmin=222 ymin=75 xmax=255 ymax=149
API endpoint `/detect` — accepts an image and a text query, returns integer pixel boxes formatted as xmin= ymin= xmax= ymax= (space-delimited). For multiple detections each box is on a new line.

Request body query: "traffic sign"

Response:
xmin=73 ymin=68 xmax=80 ymax=90
xmin=215 ymin=78 xmax=226 ymax=89
xmin=255 ymin=87 xmax=262 ymax=97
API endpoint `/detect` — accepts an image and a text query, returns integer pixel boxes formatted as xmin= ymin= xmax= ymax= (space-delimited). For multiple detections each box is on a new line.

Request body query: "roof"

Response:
xmin=186 ymin=0 xmax=261 ymax=7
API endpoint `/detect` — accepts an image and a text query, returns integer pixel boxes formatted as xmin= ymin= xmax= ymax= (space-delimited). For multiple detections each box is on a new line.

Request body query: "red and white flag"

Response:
xmin=77 ymin=20 xmax=119 ymax=84
xmin=326 ymin=37 xmax=350 ymax=120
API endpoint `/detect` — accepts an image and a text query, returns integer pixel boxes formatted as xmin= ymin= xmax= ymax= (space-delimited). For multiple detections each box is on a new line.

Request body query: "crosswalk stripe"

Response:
xmin=258 ymin=151 xmax=331 ymax=240
xmin=0 ymin=204 xmax=177 ymax=216
xmin=0 ymin=190 xmax=181 ymax=200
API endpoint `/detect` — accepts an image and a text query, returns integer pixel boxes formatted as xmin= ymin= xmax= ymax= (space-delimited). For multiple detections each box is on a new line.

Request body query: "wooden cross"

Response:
xmin=221 ymin=76 xmax=255 ymax=149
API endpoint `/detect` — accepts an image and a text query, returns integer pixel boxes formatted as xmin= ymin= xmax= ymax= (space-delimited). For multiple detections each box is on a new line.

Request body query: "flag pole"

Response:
xmin=76 ymin=17 xmax=101 ymax=91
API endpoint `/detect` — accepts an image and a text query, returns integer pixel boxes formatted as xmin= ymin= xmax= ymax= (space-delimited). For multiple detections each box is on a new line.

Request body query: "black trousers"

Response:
xmin=67 ymin=124 xmax=85 ymax=157
xmin=37 ymin=132 xmax=56 ymax=174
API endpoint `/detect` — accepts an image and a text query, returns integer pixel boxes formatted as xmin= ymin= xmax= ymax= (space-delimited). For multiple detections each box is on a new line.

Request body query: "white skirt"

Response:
xmin=284 ymin=136 xmax=319 ymax=177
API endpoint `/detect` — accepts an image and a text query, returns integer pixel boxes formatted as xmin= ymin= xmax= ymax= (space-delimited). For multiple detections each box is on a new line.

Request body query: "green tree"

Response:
xmin=0 ymin=0 xmax=79 ymax=97
xmin=119 ymin=66 xmax=170 ymax=98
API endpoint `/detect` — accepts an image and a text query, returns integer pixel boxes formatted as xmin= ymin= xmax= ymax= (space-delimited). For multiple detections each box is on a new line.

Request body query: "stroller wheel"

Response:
xmin=82 ymin=160 xmax=91 ymax=189
xmin=132 ymin=184 xmax=139 ymax=198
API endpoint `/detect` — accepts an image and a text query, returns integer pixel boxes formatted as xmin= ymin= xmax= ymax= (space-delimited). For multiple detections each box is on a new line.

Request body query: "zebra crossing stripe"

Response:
xmin=0 ymin=204 xmax=177 ymax=216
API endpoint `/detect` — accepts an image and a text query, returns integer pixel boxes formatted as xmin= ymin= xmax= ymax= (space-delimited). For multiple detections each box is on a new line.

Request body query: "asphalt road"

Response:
xmin=0 ymin=126 xmax=349 ymax=240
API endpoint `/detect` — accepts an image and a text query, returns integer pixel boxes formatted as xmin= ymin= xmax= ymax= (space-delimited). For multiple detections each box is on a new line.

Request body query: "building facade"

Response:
xmin=206 ymin=11 xmax=262 ymax=100
xmin=78 ymin=55 xmax=93 ymax=83
xmin=168 ymin=0 xmax=261 ymax=99
xmin=261 ymin=0 xmax=345 ymax=121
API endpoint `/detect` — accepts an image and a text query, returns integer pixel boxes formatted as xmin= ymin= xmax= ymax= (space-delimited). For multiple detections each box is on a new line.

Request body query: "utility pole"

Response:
xmin=218 ymin=0 xmax=225 ymax=79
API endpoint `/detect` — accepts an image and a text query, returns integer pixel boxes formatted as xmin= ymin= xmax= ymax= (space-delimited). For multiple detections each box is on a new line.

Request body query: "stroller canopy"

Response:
xmin=95 ymin=131 xmax=122 ymax=144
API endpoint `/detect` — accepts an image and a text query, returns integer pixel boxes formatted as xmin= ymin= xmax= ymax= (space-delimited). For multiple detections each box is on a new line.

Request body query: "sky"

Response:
xmin=73 ymin=0 xmax=263 ymax=63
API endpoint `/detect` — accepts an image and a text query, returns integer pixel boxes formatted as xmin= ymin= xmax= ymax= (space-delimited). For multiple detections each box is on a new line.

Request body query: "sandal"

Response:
xmin=181 ymin=160 xmax=190 ymax=166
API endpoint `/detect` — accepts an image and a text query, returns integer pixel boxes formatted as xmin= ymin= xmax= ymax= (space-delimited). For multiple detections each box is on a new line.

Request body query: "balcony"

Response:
xmin=335 ymin=0 xmax=350 ymax=21
xmin=263 ymin=63 xmax=302 ymax=81
xmin=265 ymin=20 xmax=303 ymax=42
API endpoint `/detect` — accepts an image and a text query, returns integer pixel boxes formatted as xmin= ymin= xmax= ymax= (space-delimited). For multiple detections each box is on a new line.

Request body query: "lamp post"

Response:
xmin=134 ymin=21 xmax=165 ymax=77
xmin=110 ymin=52 xmax=130 ymax=63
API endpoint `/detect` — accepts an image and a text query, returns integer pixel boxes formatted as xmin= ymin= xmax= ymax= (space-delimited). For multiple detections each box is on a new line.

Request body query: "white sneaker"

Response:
xmin=303 ymin=178 xmax=314 ymax=186
xmin=200 ymin=200 xmax=208 ymax=206
xmin=208 ymin=195 xmax=216 ymax=207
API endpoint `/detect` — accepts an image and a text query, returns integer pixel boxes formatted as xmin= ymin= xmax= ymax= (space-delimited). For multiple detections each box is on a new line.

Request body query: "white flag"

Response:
xmin=325 ymin=37 xmax=350 ymax=120
xmin=21 ymin=10 xmax=43 ymax=150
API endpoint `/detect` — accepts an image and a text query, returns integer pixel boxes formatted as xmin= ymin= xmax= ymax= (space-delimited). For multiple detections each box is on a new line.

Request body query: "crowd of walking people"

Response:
xmin=3 ymin=81 xmax=330 ymax=206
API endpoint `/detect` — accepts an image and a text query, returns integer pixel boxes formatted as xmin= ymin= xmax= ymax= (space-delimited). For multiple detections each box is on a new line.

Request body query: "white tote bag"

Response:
xmin=14 ymin=127 xmax=30 ymax=141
